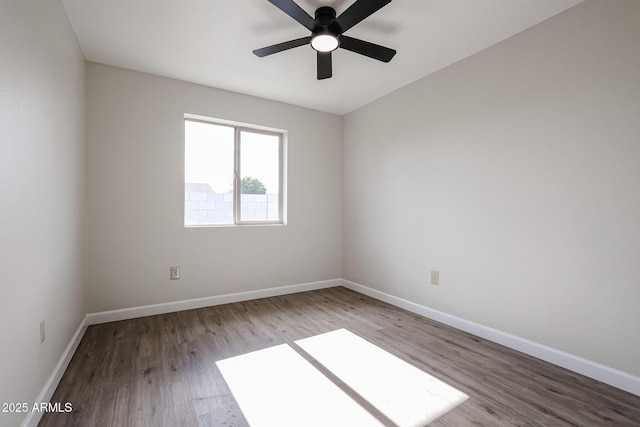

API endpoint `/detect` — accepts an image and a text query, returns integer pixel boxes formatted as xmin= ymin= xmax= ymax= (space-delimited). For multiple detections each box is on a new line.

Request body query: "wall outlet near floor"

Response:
xmin=430 ymin=270 xmax=440 ymax=286
xmin=40 ymin=319 xmax=45 ymax=344
xmin=170 ymin=266 xmax=180 ymax=280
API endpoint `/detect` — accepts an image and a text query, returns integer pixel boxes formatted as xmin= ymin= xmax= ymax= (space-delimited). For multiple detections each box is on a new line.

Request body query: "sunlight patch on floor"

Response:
xmin=297 ymin=329 xmax=469 ymax=426
xmin=216 ymin=343 xmax=384 ymax=427
xmin=216 ymin=329 xmax=468 ymax=426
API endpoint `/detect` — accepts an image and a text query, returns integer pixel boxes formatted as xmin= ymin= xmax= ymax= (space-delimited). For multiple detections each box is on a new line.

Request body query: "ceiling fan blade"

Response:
xmin=253 ymin=37 xmax=311 ymax=57
xmin=267 ymin=0 xmax=317 ymax=31
xmin=339 ymin=35 xmax=396 ymax=62
xmin=317 ymin=52 xmax=332 ymax=80
xmin=335 ymin=0 xmax=391 ymax=33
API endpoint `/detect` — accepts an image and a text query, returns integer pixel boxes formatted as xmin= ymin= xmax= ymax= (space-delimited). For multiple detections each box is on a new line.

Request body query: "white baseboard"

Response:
xmin=25 ymin=275 xmax=638 ymax=427
xmin=86 ymin=278 xmax=342 ymax=325
xmin=342 ymin=279 xmax=640 ymax=397
xmin=21 ymin=315 xmax=89 ymax=427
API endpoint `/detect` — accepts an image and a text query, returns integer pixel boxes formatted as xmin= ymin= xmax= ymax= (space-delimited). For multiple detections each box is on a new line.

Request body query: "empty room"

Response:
xmin=1 ymin=0 xmax=639 ymax=426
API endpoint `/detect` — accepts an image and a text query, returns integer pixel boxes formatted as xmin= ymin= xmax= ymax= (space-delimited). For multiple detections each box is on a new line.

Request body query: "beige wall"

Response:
xmin=84 ymin=63 xmax=343 ymax=312
xmin=343 ymin=0 xmax=640 ymax=377
xmin=0 ymin=1 xmax=86 ymax=425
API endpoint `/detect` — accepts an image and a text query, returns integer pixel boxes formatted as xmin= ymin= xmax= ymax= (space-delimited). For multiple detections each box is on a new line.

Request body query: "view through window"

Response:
xmin=185 ymin=117 xmax=284 ymax=226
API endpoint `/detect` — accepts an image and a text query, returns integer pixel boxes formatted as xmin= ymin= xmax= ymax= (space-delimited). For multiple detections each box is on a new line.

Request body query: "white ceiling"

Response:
xmin=61 ymin=0 xmax=583 ymax=115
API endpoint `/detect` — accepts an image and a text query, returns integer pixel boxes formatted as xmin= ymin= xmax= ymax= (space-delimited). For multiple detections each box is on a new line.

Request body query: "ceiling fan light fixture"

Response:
xmin=311 ymin=34 xmax=339 ymax=52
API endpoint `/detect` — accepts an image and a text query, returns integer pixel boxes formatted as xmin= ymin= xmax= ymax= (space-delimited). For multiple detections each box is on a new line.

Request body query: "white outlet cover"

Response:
xmin=430 ymin=270 xmax=440 ymax=286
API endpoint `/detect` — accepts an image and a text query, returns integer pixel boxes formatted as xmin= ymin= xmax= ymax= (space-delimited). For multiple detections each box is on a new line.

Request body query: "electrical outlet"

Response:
xmin=40 ymin=319 xmax=45 ymax=344
xmin=430 ymin=270 xmax=440 ymax=286
xmin=170 ymin=266 xmax=180 ymax=280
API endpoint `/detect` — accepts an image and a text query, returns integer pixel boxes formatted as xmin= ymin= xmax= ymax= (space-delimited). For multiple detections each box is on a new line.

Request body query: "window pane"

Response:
xmin=185 ymin=121 xmax=235 ymax=225
xmin=240 ymin=131 xmax=280 ymax=222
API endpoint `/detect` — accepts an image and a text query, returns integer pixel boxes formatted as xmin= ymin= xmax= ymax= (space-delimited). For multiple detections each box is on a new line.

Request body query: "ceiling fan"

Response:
xmin=253 ymin=0 xmax=397 ymax=80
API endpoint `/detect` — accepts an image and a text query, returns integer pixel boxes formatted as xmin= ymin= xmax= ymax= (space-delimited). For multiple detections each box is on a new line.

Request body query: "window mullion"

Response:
xmin=234 ymin=127 xmax=241 ymax=224
xmin=279 ymin=134 xmax=284 ymax=223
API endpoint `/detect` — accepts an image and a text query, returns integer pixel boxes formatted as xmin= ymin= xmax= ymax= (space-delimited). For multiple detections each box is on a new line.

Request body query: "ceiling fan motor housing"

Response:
xmin=314 ymin=7 xmax=341 ymax=39
xmin=315 ymin=7 xmax=336 ymax=26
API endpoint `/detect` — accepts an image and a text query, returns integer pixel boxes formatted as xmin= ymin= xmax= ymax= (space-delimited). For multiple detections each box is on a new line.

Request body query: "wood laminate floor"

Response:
xmin=39 ymin=287 xmax=640 ymax=426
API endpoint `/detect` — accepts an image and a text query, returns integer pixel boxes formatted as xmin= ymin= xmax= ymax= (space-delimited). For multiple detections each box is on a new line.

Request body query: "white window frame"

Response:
xmin=184 ymin=114 xmax=287 ymax=227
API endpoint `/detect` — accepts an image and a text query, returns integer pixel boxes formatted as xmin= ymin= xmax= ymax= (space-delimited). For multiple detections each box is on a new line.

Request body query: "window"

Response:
xmin=184 ymin=116 xmax=285 ymax=226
